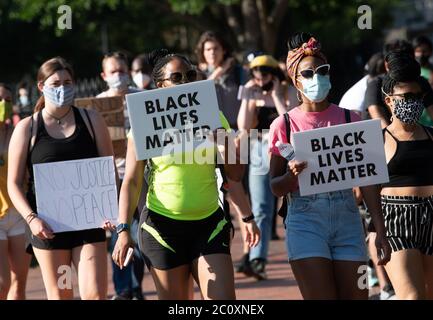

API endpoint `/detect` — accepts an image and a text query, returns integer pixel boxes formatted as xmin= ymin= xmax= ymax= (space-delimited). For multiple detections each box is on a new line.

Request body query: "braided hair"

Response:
xmin=149 ymin=49 xmax=192 ymax=85
xmin=382 ymin=51 xmax=421 ymax=97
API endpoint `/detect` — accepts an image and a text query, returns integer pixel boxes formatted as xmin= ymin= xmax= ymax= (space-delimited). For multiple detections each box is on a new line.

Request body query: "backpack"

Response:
xmin=277 ymin=108 xmax=352 ymax=222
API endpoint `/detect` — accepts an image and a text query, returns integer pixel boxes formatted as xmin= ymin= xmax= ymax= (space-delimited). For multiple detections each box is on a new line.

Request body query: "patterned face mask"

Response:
xmin=393 ymin=98 xmax=424 ymax=125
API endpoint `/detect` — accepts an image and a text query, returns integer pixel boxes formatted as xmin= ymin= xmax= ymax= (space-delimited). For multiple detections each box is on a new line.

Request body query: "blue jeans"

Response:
xmin=285 ymin=190 xmax=367 ymax=262
xmin=109 ymin=217 xmax=145 ymax=296
xmin=248 ymin=137 xmax=276 ymax=262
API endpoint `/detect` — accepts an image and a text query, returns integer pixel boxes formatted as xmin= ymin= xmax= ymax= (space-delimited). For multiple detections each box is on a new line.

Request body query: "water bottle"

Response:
xmin=276 ymin=141 xmax=295 ymax=161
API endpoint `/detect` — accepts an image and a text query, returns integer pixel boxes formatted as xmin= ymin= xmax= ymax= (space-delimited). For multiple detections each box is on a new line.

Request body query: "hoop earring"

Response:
xmin=296 ymin=90 xmax=303 ymax=102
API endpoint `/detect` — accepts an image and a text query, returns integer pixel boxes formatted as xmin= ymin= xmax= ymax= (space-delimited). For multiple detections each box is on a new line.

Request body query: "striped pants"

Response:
xmin=382 ymin=195 xmax=433 ymax=255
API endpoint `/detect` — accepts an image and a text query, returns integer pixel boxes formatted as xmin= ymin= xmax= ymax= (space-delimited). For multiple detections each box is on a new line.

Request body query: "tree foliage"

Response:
xmin=2 ymin=0 xmax=401 ymax=99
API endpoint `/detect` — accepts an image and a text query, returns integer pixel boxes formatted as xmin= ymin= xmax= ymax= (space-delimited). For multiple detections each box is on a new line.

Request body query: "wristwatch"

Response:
xmin=116 ymin=223 xmax=130 ymax=235
xmin=242 ymin=214 xmax=255 ymax=223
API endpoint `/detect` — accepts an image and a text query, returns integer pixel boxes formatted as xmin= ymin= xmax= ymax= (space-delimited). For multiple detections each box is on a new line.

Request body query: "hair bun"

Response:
xmin=148 ymin=49 xmax=171 ymax=68
xmin=387 ymin=52 xmax=420 ymax=82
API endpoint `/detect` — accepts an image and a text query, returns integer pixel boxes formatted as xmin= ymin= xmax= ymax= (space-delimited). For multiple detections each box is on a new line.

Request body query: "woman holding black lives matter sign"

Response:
xmin=380 ymin=52 xmax=433 ymax=299
xmin=112 ymin=49 xmax=259 ymax=300
xmin=7 ymin=57 xmax=116 ymax=299
xmin=268 ymin=32 xmax=391 ymax=299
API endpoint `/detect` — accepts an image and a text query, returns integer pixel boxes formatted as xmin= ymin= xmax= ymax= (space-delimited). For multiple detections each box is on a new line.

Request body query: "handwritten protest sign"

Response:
xmin=33 ymin=156 xmax=118 ymax=233
xmin=74 ymin=96 xmax=126 ymax=158
xmin=292 ymin=119 xmax=389 ymax=196
xmin=125 ymin=80 xmax=222 ymax=160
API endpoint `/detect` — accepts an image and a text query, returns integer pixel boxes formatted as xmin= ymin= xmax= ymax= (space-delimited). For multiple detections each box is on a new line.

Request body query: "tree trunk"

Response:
xmin=241 ymin=0 xmax=263 ymax=53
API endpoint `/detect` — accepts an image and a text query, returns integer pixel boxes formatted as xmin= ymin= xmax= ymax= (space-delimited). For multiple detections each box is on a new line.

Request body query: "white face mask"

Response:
xmin=105 ymin=73 xmax=130 ymax=90
xmin=43 ymin=85 xmax=75 ymax=108
xmin=132 ymin=72 xmax=151 ymax=89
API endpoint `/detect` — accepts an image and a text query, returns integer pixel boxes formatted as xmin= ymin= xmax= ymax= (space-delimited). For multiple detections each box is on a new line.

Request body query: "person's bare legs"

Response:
xmin=368 ymin=233 xmax=392 ymax=290
xmin=150 ymin=264 xmax=192 ymax=300
xmin=290 ymin=257 xmax=338 ymax=300
xmin=0 ymin=240 xmax=11 ymax=299
xmin=72 ymin=242 xmax=107 ymax=300
xmin=33 ymin=247 xmax=73 ymax=300
xmin=333 ymin=261 xmax=368 ymax=299
xmin=385 ymin=249 xmax=426 ymax=299
xmin=422 ymin=254 xmax=433 ymax=299
xmin=192 ymin=254 xmax=236 ymax=300
xmin=7 ymin=234 xmax=31 ymax=300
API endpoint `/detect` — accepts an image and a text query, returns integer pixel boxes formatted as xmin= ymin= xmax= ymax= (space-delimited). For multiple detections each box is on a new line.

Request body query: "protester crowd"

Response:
xmin=1 ymin=30 xmax=433 ymax=300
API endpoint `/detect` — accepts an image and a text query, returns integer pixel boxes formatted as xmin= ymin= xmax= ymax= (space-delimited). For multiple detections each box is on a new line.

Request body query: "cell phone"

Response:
xmin=123 ymin=247 xmax=134 ymax=267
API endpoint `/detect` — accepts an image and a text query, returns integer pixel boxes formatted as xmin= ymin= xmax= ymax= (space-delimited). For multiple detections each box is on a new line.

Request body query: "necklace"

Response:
xmin=44 ymin=107 xmax=72 ymax=125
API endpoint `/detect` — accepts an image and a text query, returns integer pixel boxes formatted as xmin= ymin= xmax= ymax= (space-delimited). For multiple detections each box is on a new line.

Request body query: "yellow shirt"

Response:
xmin=0 ymin=153 xmax=13 ymax=218
xmin=129 ymin=112 xmax=231 ymax=220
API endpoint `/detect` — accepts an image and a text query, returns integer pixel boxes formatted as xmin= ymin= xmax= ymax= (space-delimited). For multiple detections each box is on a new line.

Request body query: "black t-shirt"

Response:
xmin=364 ymin=74 xmax=433 ymax=121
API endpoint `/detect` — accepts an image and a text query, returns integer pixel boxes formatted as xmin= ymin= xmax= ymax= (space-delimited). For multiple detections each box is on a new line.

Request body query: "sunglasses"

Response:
xmin=297 ymin=64 xmax=330 ymax=79
xmin=162 ymin=70 xmax=197 ymax=84
xmin=388 ymin=92 xmax=426 ymax=100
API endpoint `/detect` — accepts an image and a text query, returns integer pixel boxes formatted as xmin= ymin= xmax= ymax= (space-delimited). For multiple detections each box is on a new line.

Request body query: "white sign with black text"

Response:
xmin=126 ymin=80 xmax=222 ymax=160
xmin=292 ymin=119 xmax=389 ymax=196
xmin=33 ymin=156 xmax=118 ymax=233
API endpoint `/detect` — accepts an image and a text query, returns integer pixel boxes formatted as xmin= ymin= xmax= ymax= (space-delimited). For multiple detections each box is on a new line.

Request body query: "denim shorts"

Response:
xmin=285 ymin=189 xmax=367 ymax=262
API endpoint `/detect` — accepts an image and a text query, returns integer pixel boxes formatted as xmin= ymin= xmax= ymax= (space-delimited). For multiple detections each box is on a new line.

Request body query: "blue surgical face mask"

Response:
xmin=298 ymin=74 xmax=331 ymax=102
xmin=43 ymin=85 xmax=75 ymax=108
xmin=106 ymin=73 xmax=130 ymax=90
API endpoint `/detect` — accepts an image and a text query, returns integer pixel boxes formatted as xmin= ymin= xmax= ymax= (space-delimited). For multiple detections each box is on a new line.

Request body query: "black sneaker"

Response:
xmin=111 ymin=291 xmax=132 ymax=300
xmin=250 ymin=258 xmax=267 ymax=281
xmin=132 ymin=292 xmax=145 ymax=300
xmin=235 ymin=253 xmax=249 ymax=273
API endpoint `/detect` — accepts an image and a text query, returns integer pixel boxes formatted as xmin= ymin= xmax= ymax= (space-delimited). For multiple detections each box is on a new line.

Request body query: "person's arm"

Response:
xmin=227 ymin=179 xmax=260 ymax=247
xmin=207 ymin=58 xmax=235 ymax=81
xmin=237 ymin=80 xmax=258 ymax=131
xmin=271 ymin=78 xmax=289 ymax=115
xmin=113 ymin=137 xmax=146 ymax=268
xmin=218 ymin=130 xmax=244 ymax=182
xmin=7 ymin=116 xmax=54 ymax=239
xmin=269 ymin=154 xmax=306 ymax=197
xmin=359 ymin=185 xmax=391 ymax=265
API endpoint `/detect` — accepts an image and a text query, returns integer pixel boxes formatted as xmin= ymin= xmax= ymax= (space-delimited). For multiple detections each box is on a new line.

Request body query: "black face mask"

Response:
xmin=416 ymin=55 xmax=430 ymax=66
xmin=261 ymin=81 xmax=273 ymax=92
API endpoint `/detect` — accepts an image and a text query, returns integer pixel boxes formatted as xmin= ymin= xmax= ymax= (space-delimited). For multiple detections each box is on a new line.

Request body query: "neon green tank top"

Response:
xmin=130 ymin=112 xmax=231 ymax=220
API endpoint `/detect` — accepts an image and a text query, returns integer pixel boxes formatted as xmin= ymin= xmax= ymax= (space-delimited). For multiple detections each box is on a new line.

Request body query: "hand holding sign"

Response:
xmin=288 ymin=160 xmax=308 ymax=177
xmin=29 ymin=216 xmax=55 ymax=240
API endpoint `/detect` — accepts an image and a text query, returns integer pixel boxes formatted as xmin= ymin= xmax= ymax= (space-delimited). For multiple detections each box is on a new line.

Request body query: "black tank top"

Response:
xmin=26 ymin=106 xmax=98 ymax=209
xmin=382 ymin=126 xmax=433 ymax=188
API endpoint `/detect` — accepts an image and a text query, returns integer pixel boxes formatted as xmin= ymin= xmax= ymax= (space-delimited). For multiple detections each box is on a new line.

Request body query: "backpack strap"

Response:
xmin=284 ymin=112 xmax=291 ymax=143
xmin=344 ymin=108 xmax=351 ymax=123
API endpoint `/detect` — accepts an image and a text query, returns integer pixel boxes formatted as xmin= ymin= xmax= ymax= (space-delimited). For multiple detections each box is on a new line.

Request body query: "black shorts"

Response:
xmin=139 ymin=207 xmax=233 ymax=270
xmin=382 ymin=195 xmax=433 ymax=255
xmin=27 ymin=228 xmax=106 ymax=251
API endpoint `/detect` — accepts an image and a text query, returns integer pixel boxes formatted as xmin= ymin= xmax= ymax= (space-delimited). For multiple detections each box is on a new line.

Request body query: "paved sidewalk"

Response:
xmin=25 ymin=217 xmax=380 ymax=300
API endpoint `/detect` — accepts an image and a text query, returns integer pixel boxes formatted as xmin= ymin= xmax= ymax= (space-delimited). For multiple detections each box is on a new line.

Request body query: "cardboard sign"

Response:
xmin=74 ymin=96 xmax=126 ymax=158
xmin=126 ymin=80 xmax=222 ymax=160
xmin=292 ymin=119 xmax=389 ymax=196
xmin=33 ymin=156 xmax=118 ymax=233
